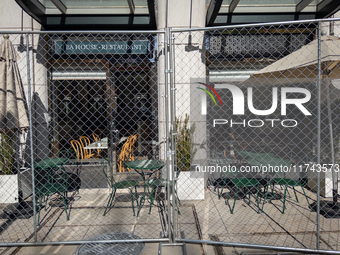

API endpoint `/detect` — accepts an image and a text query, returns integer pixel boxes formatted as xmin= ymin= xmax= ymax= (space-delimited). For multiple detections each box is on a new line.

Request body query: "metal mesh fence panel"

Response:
xmin=170 ymin=20 xmax=340 ymax=252
xmin=2 ymin=19 xmax=340 ymax=253
xmin=0 ymin=31 xmax=170 ymax=245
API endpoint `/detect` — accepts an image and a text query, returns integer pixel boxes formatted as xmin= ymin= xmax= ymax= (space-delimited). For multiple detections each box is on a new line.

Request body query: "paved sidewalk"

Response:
xmin=0 ymin=186 xmax=336 ymax=254
xmin=0 ymin=242 xmax=309 ymax=255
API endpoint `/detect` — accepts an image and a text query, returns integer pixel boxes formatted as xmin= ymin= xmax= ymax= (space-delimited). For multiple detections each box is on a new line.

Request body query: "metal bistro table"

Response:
xmin=84 ymin=137 xmax=109 ymax=150
xmin=84 ymin=137 xmax=128 ymax=150
xmin=125 ymin=159 xmax=164 ymax=216
xmin=84 ymin=137 xmax=128 ymax=158
xmin=1 ymin=159 xmax=67 ymax=219
xmin=34 ymin=157 xmax=81 ymax=193
xmin=34 ymin=157 xmax=69 ymax=170
xmin=34 ymin=157 xmax=69 ymax=184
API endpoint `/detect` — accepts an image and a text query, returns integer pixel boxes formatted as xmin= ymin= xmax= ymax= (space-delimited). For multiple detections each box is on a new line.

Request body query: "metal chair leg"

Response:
xmin=61 ymin=192 xmax=69 ymax=220
xmin=262 ymin=184 xmax=270 ymax=212
xmin=130 ymin=188 xmax=136 ymax=216
xmin=175 ymin=188 xmax=182 ymax=206
xmin=134 ymin=186 xmax=139 ymax=207
xmin=37 ymin=195 xmax=42 ymax=226
xmin=148 ymin=187 xmax=156 ymax=214
xmin=137 ymin=195 xmax=145 ymax=217
xmin=230 ymin=187 xmax=239 ymax=214
xmin=292 ymin=187 xmax=299 ymax=202
xmin=282 ymin=187 xmax=288 ymax=214
xmin=301 ymin=186 xmax=310 ymax=208
xmin=247 ymin=188 xmax=251 ymax=205
xmin=219 ymin=187 xmax=224 ymax=199
xmin=104 ymin=189 xmax=116 ymax=216
xmin=256 ymin=186 xmax=261 ymax=213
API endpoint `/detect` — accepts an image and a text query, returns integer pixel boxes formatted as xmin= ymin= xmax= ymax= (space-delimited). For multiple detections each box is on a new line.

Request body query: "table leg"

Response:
xmin=137 ymin=176 xmax=147 ymax=216
xmin=137 ymin=196 xmax=144 ymax=217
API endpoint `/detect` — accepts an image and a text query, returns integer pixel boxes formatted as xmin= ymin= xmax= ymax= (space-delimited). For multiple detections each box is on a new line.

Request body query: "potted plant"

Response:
xmin=175 ymin=114 xmax=197 ymax=172
xmin=175 ymin=114 xmax=205 ymax=200
xmin=0 ymin=133 xmax=15 ymax=175
xmin=0 ymin=133 xmax=19 ymax=203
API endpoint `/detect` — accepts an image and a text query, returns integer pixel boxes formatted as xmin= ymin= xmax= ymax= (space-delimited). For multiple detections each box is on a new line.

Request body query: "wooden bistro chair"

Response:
xmin=92 ymin=133 xmax=102 ymax=157
xmin=117 ymin=134 xmax=138 ymax=173
xmin=70 ymin=140 xmax=84 ymax=160
xmin=79 ymin=136 xmax=97 ymax=159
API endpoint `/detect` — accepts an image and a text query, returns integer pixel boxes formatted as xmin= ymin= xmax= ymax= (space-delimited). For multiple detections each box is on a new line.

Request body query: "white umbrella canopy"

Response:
xmin=0 ymin=34 xmax=29 ymax=133
xmin=242 ymin=35 xmax=340 ymax=103
xmin=251 ymin=35 xmax=340 ymax=83
xmin=244 ymin=34 xmax=340 ymax=205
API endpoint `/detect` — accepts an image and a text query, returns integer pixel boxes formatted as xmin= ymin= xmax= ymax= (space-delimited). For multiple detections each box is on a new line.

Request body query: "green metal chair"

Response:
xmin=35 ymin=177 xmax=70 ymax=224
xmin=210 ymin=150 xmax=239 ymax=199
xmin=148 ymin=164 xmax=181 ymax=215
xmin=101 ymin=159 xmax=139 ymax=216
xmin=58 ymin=149 xmax=81 ymax=193
xmin=210 ymin=150 xmax=261 ymax=213
xmin=238 ymin=151 xmax=310 ymax=214
xmin=226 ymin=177 xmax=261 ymax=214
xmin=270 ymin=178 xmax=310 ymax=214
xmin=125 ymin=159 xmax=166 ymax=216
xmin=34 ymin=158 xmax=70 ymax=225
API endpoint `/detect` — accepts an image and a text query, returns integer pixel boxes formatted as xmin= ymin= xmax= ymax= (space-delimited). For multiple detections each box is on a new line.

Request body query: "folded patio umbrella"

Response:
xmin=0 ymin=34 xmax=29 ymax=133
xmin=0 ymin=34 xmax=30 ymax=216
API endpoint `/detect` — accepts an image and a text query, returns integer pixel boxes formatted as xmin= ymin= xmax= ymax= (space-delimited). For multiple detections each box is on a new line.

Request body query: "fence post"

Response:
xmin=169 ymin=27 xmax=178 ymax=241
xmin=316 ymin=21 xmax=322 ymax=251
xmin=164 ymin=27 xmax=174 ymax=243
xmin=26 ymin=33 xmax=37 ymax=243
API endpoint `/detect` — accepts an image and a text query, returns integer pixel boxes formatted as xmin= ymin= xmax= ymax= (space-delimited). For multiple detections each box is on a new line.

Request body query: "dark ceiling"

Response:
xmin=15 ymin=0 xmax=340 ymax=30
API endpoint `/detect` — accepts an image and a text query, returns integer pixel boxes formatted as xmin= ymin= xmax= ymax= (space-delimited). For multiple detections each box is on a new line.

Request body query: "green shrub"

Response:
xmin=0 ymin=134 xmax=14 ymax=175
xmin=175 ymin=114 xmax=197 ymax=171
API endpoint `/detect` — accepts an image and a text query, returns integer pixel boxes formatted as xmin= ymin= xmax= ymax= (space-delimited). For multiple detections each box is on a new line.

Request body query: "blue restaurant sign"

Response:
xmin=55 ymin=40 xmax=149 ymax=54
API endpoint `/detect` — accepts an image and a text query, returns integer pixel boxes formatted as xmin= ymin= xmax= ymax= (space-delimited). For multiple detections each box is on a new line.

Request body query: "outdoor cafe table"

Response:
xmin=34 ymin=157 xmax=68 ymax=170
xmin=237 ymin=151 xmax=291 ymax=199
xmin=125 ymin=159 xmax=164 ymax=215
xmin=84 ymin=137 xmax=128 ymax=150
xmin=84 ymin=137 xmax=128 ymax=158
xmin=34 ymin=157 xmax=73 ymax=191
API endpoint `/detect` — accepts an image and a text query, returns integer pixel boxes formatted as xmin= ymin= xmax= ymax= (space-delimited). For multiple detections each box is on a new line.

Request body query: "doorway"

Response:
xmin=51 ymin=71 xmax=158 ymax=158
xmin=51 ymin=79 xmax=107 ymax=154
xmin=114 ymin=71 xmax=156 ymax=156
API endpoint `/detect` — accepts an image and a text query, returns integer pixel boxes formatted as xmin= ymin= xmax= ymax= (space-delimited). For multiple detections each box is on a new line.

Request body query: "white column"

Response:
xmin=157 ymin=0 xmax=207 ymax=166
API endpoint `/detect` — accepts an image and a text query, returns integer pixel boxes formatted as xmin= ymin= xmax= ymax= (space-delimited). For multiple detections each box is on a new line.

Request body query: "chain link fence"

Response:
xmin=0 ymin=31 xmax=169 ymax=246
xmin=1 ymin=19 xmax=340 ymax=253
xmin=171 ymin=19 xmax=340 ymax=253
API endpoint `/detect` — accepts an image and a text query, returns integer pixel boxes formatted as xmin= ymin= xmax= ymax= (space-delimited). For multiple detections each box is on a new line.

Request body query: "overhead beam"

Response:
xmin=229 ymin=0 xmax=240 ymax=13
xmin=15 ymin=0 xmax=46 ymax=24
xmin=147 ymin=0 xmax=156 ymax=28
xmin=51 ymin=0 xmax=67 ymax=14
xmin=44 ymin=15 xmax=155 ymax=30
xmin=206 ymin=0 xmax=223 ymax=26
xmin=212 ymin=12 xmax=316 ymax=25
xmin=296 ymin=0 xmax=313 ymax=12
xmin=127 ymin=0 xmax=135 ymax=14
xmin=317 ymin=0 xmax=340 ymax=18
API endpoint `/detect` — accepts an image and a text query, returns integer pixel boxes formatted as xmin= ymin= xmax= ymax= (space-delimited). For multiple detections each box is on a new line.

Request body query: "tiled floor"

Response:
xmin=0 ymin=185 xmax=339 ymax=254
